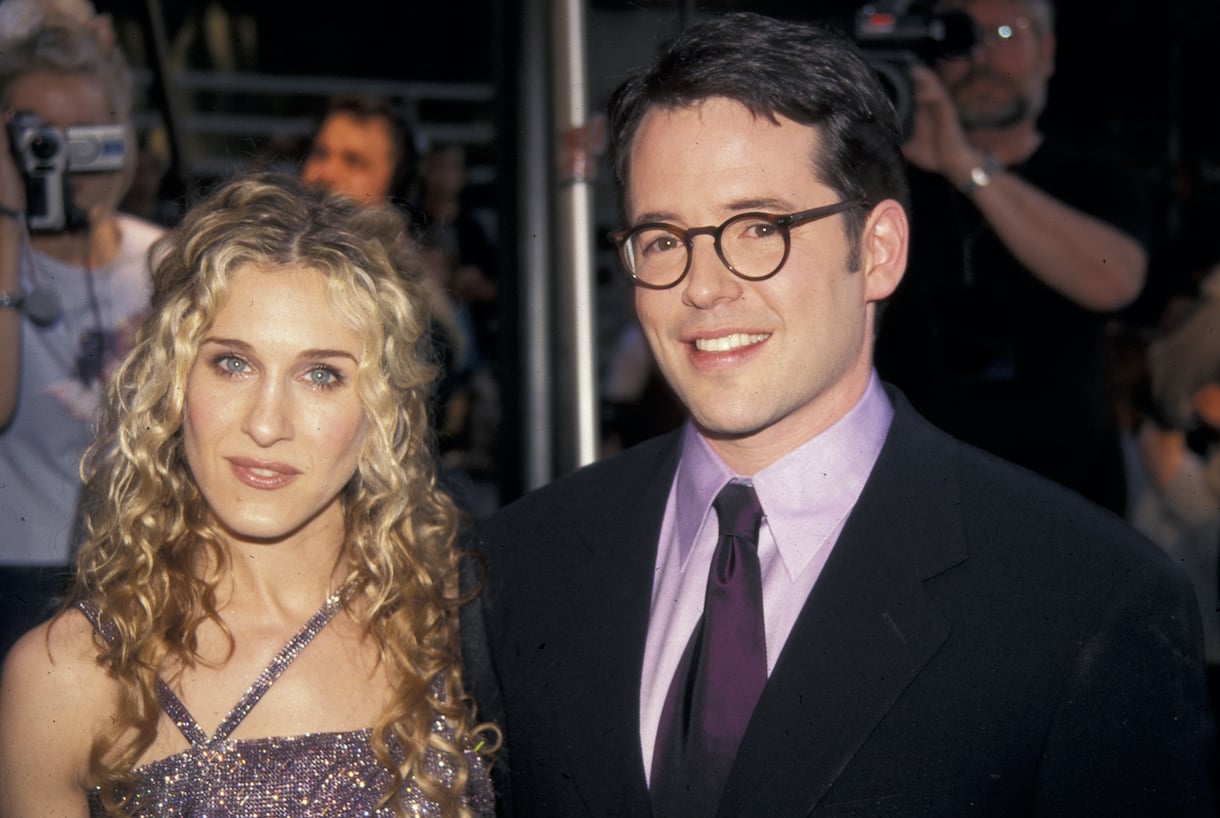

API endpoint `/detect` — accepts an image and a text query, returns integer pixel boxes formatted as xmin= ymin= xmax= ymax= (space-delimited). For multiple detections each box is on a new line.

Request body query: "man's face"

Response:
xmin=935 ymin=0 xmax=1055 ymax=131
xmin=627 ymin=97 xmax=905 ymax=471
xmin=422 ymin=145 xmax=467 ymax=200
xmin=6 ymin=70 xmax=129 ymax=225
xmin=300 ymin=112 xmax=396 ymax=205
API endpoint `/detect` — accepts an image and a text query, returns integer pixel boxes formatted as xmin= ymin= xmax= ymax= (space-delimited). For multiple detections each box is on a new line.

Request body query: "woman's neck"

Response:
xmin=211 ymin=514 xmax=350 ymax=626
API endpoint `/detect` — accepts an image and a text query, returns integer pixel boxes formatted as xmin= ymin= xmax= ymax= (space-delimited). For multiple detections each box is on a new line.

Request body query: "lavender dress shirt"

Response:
xmin=639 ymin=372 xmax=894 ymax=780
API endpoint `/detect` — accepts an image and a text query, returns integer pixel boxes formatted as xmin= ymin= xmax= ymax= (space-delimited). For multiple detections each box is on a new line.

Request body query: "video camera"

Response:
xmin=7 ymin=110 xmax=127 ymax=232
xmin=852 ymin=2 xmax=978 ymax=139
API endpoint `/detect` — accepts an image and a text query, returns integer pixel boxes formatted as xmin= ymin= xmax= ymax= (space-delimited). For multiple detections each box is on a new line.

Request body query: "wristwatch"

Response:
xmin=0 ymin=290 xmax=23 ymax=311
xmin=961 ymin=154 xmax=1002 ymax=197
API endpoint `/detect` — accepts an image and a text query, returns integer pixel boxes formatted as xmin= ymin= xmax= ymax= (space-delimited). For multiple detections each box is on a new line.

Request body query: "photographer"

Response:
xmin=874 ymin=0 xmax=1151 ymax=514
xmin=0 ymin=0 xmax=162 ymax=660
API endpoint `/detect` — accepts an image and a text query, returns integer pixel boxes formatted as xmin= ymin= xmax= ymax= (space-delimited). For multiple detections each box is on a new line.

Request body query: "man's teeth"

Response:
xmin=694 ymin=333 xmax=769 ymax=352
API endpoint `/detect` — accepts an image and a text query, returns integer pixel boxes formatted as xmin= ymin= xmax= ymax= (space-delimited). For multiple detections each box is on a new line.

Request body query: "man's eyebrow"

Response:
xmin=630 ymin=209 xmax=680 ymax=225
xmin=724 ymin=196 xmax=795 ymax=212
xmin=631 ymin=198 xmax=795 ymax=226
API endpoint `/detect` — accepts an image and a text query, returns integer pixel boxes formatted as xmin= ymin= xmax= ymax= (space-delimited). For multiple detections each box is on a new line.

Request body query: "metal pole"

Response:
xmin=550 ymin=0 xmax=600 ymax=473
xmin=137 ymin=0 xmax=193 ymax=203
xmin=520 ymin=0 xmax=555 ymax=491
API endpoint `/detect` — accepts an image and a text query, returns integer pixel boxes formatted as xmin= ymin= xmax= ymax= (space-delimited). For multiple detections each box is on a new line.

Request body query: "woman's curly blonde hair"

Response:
xmin=70 ymin=171 xmax=496 ymax=816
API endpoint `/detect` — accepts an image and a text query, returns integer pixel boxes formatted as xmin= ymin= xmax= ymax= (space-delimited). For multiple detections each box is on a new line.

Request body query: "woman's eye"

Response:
xmin=306 ymin=366 xmax=342 ymax=388
xmin=214 ymin=355 xmax=248 ymax=375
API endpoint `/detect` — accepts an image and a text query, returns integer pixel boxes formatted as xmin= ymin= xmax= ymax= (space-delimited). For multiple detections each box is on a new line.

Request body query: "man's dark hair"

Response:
xmin=607 ymin=12 xmax=909 ymax=249
xmin=314 ymin=94 xmax=421 ymax=203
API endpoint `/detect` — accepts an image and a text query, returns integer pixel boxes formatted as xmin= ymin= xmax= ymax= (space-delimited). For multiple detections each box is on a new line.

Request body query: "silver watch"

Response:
xmin=961 ymin=154 xmax=1002 ymax=196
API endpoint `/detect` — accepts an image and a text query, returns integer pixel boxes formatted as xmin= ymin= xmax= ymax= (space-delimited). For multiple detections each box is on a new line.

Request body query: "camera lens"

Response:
xmin=29 ymin=133 xmax=59 ymax=160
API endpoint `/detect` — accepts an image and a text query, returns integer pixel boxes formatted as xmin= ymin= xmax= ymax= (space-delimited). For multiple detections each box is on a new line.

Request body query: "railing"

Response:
xmin=131 ymin=69 xmax=499 ymax=191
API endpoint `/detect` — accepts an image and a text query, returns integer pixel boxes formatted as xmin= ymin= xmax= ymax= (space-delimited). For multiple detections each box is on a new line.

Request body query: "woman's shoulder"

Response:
xmin=2 ymin=606 xmax=113 ymax=720
xmin=0 ymin=608 xmax=113 ymax=813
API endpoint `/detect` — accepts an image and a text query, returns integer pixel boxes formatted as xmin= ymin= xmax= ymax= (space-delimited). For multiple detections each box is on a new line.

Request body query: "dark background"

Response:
xmin=95 ymin=0 xmax=1220 ymax=279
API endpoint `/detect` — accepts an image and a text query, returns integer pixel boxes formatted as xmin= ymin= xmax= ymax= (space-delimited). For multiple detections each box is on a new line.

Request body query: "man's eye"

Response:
xmin=642 ymin=233 xmax=682 ymax=255
xmin=741 ymin=220 xmax=779 ymax=240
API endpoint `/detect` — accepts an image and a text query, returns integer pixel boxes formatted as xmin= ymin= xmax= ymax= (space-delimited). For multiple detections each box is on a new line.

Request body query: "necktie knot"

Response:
xmin=713 ymin=482 xmax=764 ymax=542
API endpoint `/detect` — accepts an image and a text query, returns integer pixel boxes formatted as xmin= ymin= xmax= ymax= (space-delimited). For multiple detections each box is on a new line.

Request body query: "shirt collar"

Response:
xmin=673 ymin=373 xmax=894 ymax=578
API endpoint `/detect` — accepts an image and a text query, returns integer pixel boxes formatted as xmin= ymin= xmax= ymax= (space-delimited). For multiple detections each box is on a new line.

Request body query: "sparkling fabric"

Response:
xmin=79 ymin=598 xmax=495 ymax=817
xmin=651 ymin=482 xmax=767 ymax=818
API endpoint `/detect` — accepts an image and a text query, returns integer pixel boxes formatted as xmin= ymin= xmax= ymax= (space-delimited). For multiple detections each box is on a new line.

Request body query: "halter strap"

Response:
xmin=79 ymin=592 xmax=345 ymax=747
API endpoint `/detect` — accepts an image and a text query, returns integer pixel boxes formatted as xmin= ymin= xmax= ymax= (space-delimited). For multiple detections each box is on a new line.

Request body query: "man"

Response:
xmin=466 ymin=11 xmax=1214 ymax=817
xmin=0 ymin=0 xmax=162 ymax=661
xmin=299 ymin=95 xmax=418 ymax=208
xmin=875 ymin=0 xmax=1150 ymax=514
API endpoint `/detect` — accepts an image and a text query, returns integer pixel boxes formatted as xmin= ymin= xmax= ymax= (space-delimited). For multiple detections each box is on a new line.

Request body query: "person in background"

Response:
xmin=1135 ymin=268 xmax=1220 ymax=793
xmin=412 ymin=143 xmax=501 ymax=516
xmin=0 ymin=0 xmax=163 ymax=661
xmin=300 ymin=94 xmax=420 ymax=211
xmin=875 ymin=0 xmax=1150 ymax=514
xmin=465 ymin=12 xmax=1213 ymax=817
xmin=0 ymin=173 xmax=496 ymax=816
xmin=412 ymin=143 xmax=497 ymax=361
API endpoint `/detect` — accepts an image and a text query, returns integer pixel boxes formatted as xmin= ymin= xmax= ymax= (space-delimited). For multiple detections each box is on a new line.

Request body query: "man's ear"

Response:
xmin=861 ymin=199 xmax=908 ymax=304
xmin=1038 ymin=29 xmax=1057 ymax=80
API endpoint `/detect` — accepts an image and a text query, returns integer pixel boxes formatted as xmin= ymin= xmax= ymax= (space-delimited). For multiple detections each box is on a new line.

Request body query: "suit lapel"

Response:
xmin=720 ymin=397 xmax=968 ymax=817
xmin=552 ymin=434 xmax=682 ymax=815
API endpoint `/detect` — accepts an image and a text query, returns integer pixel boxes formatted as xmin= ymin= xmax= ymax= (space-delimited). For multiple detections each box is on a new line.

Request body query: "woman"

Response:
xmin=0 ymin=0 xmax=163 ymax=659
xmin=0 ymin=173 xmax=497 ymax=817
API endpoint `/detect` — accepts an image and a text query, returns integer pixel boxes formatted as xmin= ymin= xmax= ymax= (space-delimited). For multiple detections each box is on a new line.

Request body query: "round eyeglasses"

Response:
xmin=608 ymin=199 xmax=866 ymax=290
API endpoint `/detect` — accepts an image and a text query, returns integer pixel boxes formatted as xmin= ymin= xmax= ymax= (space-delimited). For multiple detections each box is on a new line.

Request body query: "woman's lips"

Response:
xmin=226 ymin=457 xmax=302 ymax=490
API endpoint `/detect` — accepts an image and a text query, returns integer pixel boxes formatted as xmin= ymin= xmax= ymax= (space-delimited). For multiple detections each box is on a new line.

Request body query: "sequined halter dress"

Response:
xmin=80 ymin=596 xmax=495 ymax=817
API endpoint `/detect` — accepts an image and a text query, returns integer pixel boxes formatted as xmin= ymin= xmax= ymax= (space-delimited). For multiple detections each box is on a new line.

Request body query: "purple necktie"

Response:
xmin=651 ymin=482 xmax=767 ymax=818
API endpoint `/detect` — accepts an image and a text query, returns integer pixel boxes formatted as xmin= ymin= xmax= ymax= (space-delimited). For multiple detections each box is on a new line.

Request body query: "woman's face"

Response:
xmin=182 ymin=264 xmax=369 ymax=550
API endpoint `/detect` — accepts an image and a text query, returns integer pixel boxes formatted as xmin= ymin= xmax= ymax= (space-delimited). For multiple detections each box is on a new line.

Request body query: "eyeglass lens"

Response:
xmin=623 ymin=214 xmax=788 ymax=287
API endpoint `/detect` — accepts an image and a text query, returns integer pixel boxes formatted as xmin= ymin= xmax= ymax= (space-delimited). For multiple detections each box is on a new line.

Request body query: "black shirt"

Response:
xmin=876 ymin=139 xmax=1151 ymax=513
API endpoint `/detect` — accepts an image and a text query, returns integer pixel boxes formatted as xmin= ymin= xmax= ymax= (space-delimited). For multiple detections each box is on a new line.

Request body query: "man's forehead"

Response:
xmin=322 ymin=112 xmax=392 ymax=140
xmin=623 ymin=103 xmax=826 ymax=217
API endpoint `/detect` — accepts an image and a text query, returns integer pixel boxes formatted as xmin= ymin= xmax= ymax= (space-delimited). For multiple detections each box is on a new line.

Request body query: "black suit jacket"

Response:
xmin=466 ymin=391 xmax=1216 ymax=816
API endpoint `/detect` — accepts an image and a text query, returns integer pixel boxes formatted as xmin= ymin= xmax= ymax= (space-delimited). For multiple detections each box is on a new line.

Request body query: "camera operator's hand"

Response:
xmin=0 ymin=111 xmax=25 ymax=432
xmin=0 ymin=113 xmax=26 ymax=219
xmin=902 ymin=64 xmax=986 ymax=190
